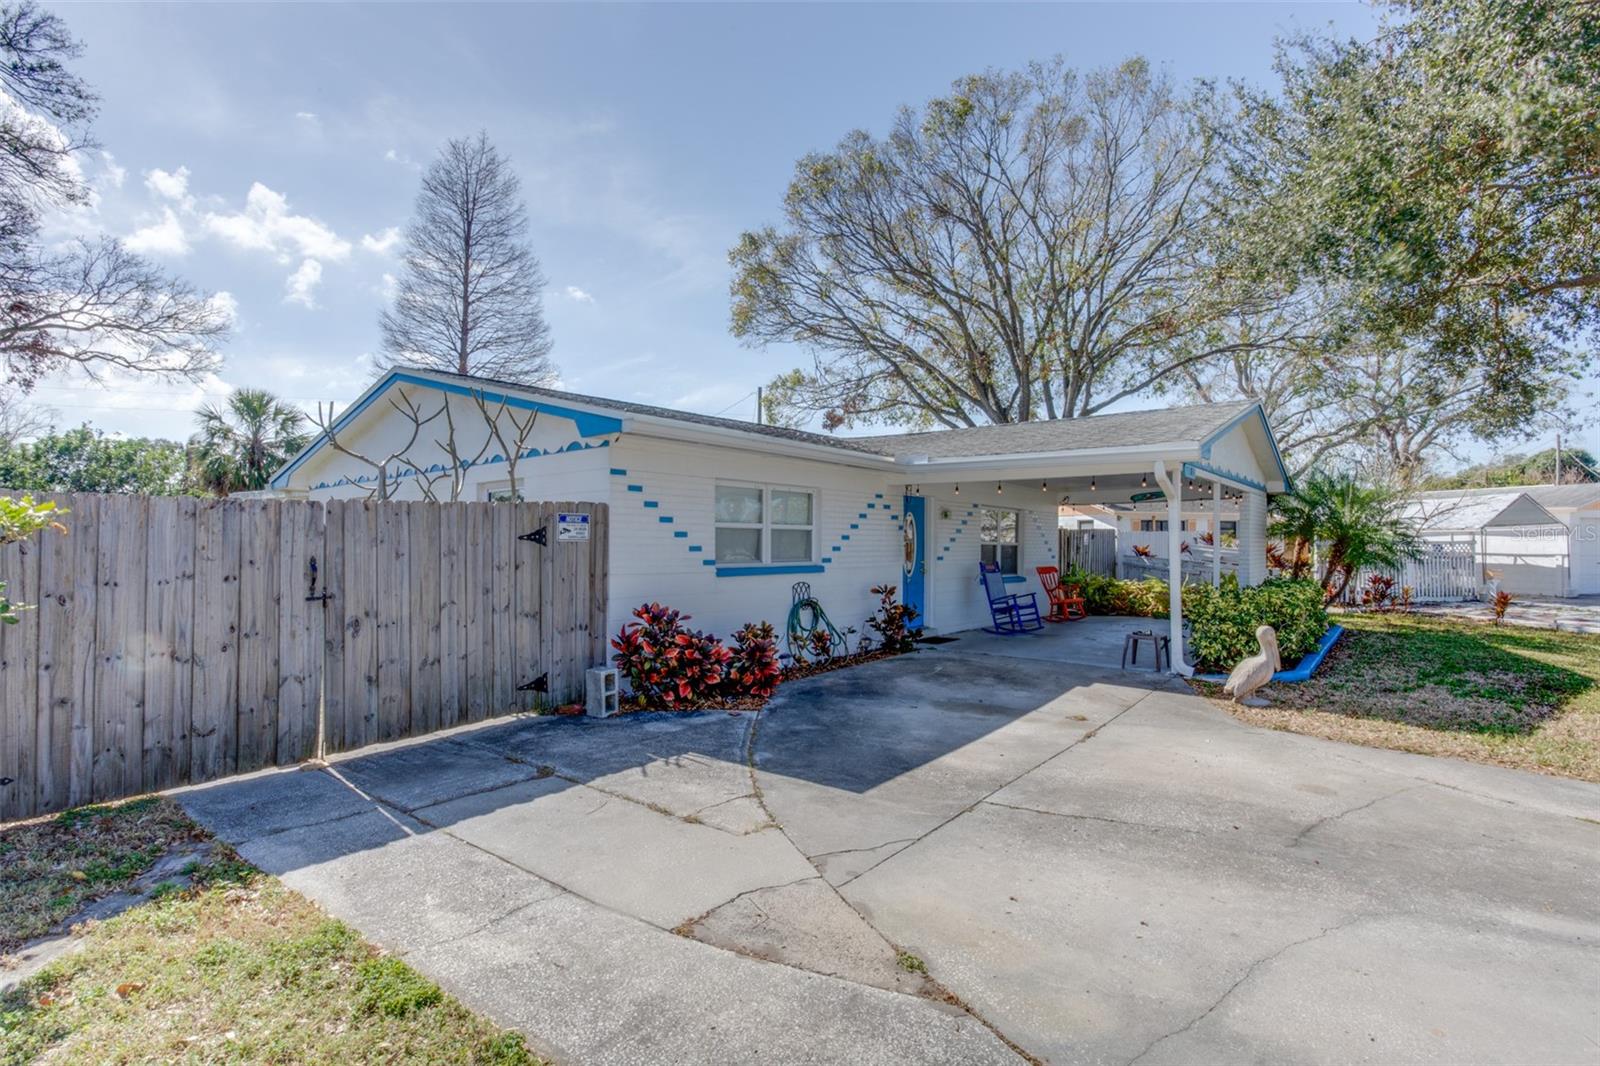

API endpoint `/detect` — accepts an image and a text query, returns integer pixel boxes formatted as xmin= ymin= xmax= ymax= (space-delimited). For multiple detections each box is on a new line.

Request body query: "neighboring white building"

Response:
xmin=269 ymin=368 xmax=1292 ymax=673
xmin=1407 ymin=485 xmax=1600 ymax=597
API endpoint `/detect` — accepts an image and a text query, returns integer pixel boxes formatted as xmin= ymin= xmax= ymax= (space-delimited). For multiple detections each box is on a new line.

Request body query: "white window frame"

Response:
xmin=477 ymin=478 xmax=524 ymax=503
xmin=714 ymin=481 xmax=819 ymax=567
xmin=980 ymin=506 xmax=1021 ymax=575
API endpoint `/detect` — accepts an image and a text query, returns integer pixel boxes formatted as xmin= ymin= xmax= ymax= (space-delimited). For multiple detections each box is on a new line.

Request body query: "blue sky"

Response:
xmin=39 ymin=1 xmax=1588 ymax=462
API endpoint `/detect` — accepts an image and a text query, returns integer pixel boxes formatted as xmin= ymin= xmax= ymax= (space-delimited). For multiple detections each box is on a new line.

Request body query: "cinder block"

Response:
xmin=586 ymin=667 xmax=620 ymax=718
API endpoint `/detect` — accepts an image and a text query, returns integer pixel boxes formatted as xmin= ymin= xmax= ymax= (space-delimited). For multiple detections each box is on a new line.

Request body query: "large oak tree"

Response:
xmin=731 ymin=58 xmax=1310 ymax=430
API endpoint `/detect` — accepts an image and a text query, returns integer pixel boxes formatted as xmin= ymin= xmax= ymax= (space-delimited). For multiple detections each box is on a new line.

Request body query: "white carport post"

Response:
xmin=1212 ymin=478 xmax=1222 ymax=588
xmin=1152 ymin=460 xmax=1193 ymax=677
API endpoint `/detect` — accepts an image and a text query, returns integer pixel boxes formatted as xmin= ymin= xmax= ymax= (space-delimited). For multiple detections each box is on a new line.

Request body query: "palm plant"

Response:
xmin=1269 ymin=473 xmax=1423 ymax=603
xmin=191 ymin=389 xmax=311 ymax=495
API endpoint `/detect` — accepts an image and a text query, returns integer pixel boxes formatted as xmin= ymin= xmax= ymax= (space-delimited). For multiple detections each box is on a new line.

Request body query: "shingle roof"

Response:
xmin=413 ymin=368 xmax=890 ymax=455
xmin=847 ymin=401 xmax=1258 ymax=459
xmin=1414 ymin=484 xmax=1600 ymax=511
xmin=410 ymin=368 xmax=1260 ymax=461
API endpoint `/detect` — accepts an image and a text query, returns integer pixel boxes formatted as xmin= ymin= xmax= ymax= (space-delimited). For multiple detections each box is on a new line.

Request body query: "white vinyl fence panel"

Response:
xmin=1341 ymin=538 xmax=1479 ymax=603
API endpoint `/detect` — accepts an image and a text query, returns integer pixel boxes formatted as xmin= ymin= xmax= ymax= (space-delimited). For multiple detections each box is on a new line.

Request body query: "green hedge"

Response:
xmin=1062 ymin=569 xmax=1328 ymax=673
xmin=1183 ymin=578 xmax=1328 ymax=672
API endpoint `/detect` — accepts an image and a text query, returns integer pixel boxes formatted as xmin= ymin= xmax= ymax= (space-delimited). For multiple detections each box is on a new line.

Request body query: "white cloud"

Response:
xmin=100 ymin=152 xmax=126 ymax=188
xmin=295 ymin=111 xmax=318 ymax=122
xmin=207 ymin=290 xmax=240 ymax=328
xmin=379 ymin=272 xmax=398 ymax=300
xmin=145 ymin=165 xmax=191 ymax=204
xmin=284 ymin=258 xmax=323 ymax=308
xmin=361 ymin=226 xmax=402 ymax=254
xmin=205 ymin=182 xmax=351 ymax=263
xmin=564 ymin=285 xmax=595 ymax=304
xmin=124 ymin=207 xmax=189 ymax=256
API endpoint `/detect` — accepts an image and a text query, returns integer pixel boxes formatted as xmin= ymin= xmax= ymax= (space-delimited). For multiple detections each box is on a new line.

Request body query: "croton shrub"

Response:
xmin=727 ymin=621 xmax=783 ymax=701
xmin=610 ymin=602 xmax=733 ymax=708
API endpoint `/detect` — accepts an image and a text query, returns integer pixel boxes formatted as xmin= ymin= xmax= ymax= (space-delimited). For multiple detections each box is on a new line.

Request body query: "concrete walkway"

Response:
xmin=177 ymin=631 xmax=1600 ymax=1065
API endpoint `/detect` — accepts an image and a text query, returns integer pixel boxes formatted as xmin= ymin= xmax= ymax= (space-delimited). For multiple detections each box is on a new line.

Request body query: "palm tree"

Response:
xmin=1269 ymin=473 xmax=1423 ymax=602
xmin=191 ymin=389 xmax=310 ymax=495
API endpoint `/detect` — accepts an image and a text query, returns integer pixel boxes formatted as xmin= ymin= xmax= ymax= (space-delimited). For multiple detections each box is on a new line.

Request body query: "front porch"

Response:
xmin=920 ymin=615 xmax=1190 ymax=673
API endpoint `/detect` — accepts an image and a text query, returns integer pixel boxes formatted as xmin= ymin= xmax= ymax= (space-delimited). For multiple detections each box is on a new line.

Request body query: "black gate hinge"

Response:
xmin=518 ymin=526 xmax=548 ymax=545
xmin=517 ymin=672 xmax=549 ymax=693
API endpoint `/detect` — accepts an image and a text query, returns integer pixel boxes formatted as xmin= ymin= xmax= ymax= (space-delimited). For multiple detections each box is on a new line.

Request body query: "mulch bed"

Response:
xmin=583 ymin=646 xmax=913 ymax=716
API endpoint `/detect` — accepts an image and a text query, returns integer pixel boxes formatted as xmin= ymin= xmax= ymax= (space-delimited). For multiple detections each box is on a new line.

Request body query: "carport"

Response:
xmin=861 ymin=402 xmax=1294 ymax=674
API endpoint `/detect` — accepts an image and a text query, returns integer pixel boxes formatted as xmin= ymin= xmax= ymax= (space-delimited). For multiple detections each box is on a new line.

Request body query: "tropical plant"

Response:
xmin=191 ymin=389 xmax=311 ymax=496
xmin=725 ymin=622 xmax=782 ymax=702
xmin=1184 ymin=577 xmax=1328 ymax=672
xmin=1269 ymin=473 xmax=1423 ymax=602
xmin=865 ymin=584 xmax=919 ymax=654
xmin=1492 ymin=589 xmax=1513 ymax=625
xmin=0 ymin=494 xmax=65 ymax=623
xmin=610 ymin=603 xmax=732 ymax=709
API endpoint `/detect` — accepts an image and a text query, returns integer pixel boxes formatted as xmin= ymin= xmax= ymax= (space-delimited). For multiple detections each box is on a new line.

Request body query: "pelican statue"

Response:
xmin=1223 ymin=625 xmax=1280 ymax=706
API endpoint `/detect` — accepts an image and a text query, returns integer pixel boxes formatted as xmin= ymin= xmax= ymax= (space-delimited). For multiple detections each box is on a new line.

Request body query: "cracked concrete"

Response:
xmin=175 ymin=633 xmax=1600 ymax=1065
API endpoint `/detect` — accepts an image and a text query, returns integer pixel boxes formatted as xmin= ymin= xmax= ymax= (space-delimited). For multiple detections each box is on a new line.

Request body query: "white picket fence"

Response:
xmin=1341 ymin=538 xmax=1479 ymax=603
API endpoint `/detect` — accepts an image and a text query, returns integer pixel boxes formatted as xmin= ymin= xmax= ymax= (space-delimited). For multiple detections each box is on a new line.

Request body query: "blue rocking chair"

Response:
xmin=980 ymin=562 xmax=1044 ymax=634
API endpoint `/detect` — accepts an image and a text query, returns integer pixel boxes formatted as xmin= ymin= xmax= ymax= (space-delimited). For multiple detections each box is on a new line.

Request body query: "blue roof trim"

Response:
xmin=1183 ymin=460 xmax=1267 ymax=494
xmin=1197 ymin=403 xmax=1291 ymax=492
xmin=609 ymin=467 xmax=628 ymax=476
xmin=270 ymin=370 xmax=625 ymax=489
xmin=673 ymin=531 xmax=688 ymax=538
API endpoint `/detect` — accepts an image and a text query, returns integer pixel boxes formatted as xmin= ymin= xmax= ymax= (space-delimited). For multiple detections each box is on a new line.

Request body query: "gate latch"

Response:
xmin=305 ymin=556 xmax=334 ymax=604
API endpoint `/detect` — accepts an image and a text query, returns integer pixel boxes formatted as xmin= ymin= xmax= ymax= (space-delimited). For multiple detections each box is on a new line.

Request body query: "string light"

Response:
xmin=996 ymin=482 xmax=1003 ymax=494
xmin=954 ymin=484 xmax=960 ymax=495
xmin=1141 ymin=474 xmax=1148 ymax=488
xmin=1040 ymin=480 xmax=1048 ymax=492
xmin=1090 ymin=477 xmax=1097 ymax=491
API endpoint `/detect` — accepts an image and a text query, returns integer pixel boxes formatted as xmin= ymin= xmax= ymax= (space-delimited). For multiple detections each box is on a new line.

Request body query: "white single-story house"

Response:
xmin=1405 ymin=485 xmax=1600 ymax=597
xmin=268 ymin=367 xmax=1293 ymax=674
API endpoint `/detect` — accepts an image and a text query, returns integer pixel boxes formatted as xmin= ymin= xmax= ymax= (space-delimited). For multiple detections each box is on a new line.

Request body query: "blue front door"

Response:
xmin=902 ymin=495 xmax=926 ymax=630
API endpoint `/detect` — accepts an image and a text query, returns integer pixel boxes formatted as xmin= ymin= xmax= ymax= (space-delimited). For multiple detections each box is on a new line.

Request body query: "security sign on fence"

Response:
xmin=0 ymin=495 xmax=609 ymax=822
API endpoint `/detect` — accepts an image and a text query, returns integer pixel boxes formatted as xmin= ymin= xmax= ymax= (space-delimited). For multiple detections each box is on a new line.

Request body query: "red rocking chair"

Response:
xmin=1036 ymin=566 xmax=1087 ymax=622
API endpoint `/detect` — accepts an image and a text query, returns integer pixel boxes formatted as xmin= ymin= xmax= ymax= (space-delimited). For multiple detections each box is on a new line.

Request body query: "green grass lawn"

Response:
xmin=2 ymin=802 xmax=543 ymax=1065
xmin=1211 ymin=613 xmax=1600 ymax=782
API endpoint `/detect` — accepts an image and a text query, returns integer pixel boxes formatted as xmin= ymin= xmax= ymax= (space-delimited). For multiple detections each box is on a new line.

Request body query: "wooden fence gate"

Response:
xmin=1059 ymin=528 xmax=1117 ymax=576
xmin=0 ymin=495 xmax=608 ymax=822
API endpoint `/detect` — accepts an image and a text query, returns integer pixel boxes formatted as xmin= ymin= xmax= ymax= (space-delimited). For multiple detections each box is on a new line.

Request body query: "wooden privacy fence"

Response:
xmin=0 ymin=495 xmax=608 ymax=822
xmin=1059 ymin=528 xmax=1117 ymax=576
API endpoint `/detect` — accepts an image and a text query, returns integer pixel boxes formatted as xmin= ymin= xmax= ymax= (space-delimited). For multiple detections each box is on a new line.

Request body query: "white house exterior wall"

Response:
xmin=287 ymin=395 xmax=615 ymax=504
xmin=603 ymin=436 xmax=905 ymax=646
xmin=1571 ymin=510 xmax=1600 ymax=595
xmin=919 ymin=491 xmax=1059 ymax=635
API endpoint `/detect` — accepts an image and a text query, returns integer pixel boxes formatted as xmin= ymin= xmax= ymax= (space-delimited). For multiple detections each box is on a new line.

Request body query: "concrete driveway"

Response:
xmin=178 ymin=626 xmax=1600 ymax=1065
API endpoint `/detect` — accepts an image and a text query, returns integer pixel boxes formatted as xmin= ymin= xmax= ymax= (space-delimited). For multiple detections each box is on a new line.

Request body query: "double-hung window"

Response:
xmin=714 ymin=484 xmax=816 ymax=566
xmin=980 ymin=507 xmax=1019 ymax=574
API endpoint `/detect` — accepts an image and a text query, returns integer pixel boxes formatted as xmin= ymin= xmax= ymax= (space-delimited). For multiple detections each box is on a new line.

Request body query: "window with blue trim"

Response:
xmin=714 ymin=483 xmax=816 ymax=566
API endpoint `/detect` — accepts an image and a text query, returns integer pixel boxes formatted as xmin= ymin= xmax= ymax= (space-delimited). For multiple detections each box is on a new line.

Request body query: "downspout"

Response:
xmin=1152 ymin=460 xmax=1194 ymax=677
xmin=1212 ymin=479 xmax=1222 ymax=588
